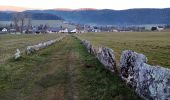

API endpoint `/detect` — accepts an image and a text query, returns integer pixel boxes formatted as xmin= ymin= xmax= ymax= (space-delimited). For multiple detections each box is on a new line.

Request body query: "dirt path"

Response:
xmin=23 ymin=36 xmax=80 ymax=100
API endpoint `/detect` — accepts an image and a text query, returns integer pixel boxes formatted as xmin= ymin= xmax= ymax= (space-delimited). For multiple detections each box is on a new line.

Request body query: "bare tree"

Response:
xmin=19 ymin=13 xmax=26 ymax=34
xmin=28 ymin=15 xmax=32 ymax=28
xmin=12 ymin=13 xmax=19 ymax=33
xmin=27 ymin=14 xmax=32 ymax=33
xmin=12 ymin=12 xmax=27 ymax=34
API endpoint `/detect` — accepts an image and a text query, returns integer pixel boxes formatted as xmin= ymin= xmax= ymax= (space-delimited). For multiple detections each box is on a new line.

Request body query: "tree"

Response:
xmin=12 ymin=12 xmax=28 ymax=34
xmin=12 ymin=13 xmax=20 ymax=33
xmin=19 ymin=13 xmax=26 ymax=33
xmin=27 ymin=14 xmax=32 ymax=33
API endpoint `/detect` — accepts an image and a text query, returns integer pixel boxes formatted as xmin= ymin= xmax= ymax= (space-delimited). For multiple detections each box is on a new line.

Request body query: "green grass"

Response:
xmin=75 ymin=36 xmax=140 ymax=100
xmin=0 ymin=35 xmax=140 ymax=100
xmin=77 ymin=32 xmax=170 ymax=68
xmin=0 ymin=33 xmax=65 ymax=63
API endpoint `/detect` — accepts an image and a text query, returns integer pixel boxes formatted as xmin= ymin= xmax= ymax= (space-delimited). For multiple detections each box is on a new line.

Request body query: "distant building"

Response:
xmin=70 ymin=29 xmax=79 ymax=33
xmin=93 ymin=29 xmax=101 ymax=32
xmin=59 ymin=28 xmax=69 ymax=33
xmin=151 ymin=27 xmax=157 ymax=31
xmin=47 ymin=27 xmax=61 ymax=33
xmin=9 ymin=29 xmax=16 ymax=33
xmin=2 ymin=28 xmax=7 ymax=32
xmin=0 ymin=28 xmax=8 ymax=34
xmin=157 ymin=26 xmax=164 ymax=31
xmin=112 ymin=29 xmax=118 ymax=32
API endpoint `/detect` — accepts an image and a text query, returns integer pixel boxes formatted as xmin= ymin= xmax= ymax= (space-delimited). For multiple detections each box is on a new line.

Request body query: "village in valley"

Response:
xmin=0 ymin=22 xmax=169 ymax=35
xmin=0 ymin=12 xmax=170 ymax=35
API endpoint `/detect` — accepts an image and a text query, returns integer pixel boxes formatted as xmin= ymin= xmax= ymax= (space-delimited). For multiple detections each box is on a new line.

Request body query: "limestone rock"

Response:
xmin=14 ymin=49 xmax=21 ymax=59
xmin=96 ymin=47 xmax=116 ymax=72
xmin=81 ymin=40 xmax=95 ymax=54
xmin=120 ymin=50 xmax=170 ymax=100
xmin=26 ymin=36 xmax=65 ymax=54
xmin=81 ymin=39 xmax=116 ymax=72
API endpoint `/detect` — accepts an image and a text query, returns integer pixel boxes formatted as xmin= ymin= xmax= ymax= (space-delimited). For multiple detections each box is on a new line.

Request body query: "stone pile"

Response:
xmin=120 ymin=50 xmax=170 ymax=100
xmin=81 ymin=39 xmax=116 ymax=72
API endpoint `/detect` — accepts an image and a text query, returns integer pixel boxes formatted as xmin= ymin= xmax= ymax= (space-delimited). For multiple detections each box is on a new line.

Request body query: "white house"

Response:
xmin=93 ymin=29 xmax=101 ymax=32
xmin=112 ymin=29 xmax=118 ymax=32
xmin=70 ymin=29 xmax=79 ymax=33
xmin=157 ymin=26 xmax=164 ymax=31
xmin=59 ymin=28 xmax=69 ymax=33
xmin=2 ymin=28 xmax=7 ymax=32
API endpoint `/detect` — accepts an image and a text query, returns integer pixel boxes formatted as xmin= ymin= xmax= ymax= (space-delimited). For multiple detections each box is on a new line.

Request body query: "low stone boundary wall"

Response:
xmin=26 ymin=36 xmax=65 ymax=54
xmin=120 ymin=50 xmax=170 ymax=100
xmin=79 ymin=37 xmax=170 ymax=100
xmin=81 ymin=39 xmax=116 ymax=72
xmin=14 ymin=36 xmax=65 ymax=59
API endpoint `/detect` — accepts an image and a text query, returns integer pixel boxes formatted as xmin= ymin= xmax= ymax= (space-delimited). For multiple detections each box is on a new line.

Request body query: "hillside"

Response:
xmin=0 ymin=12 xmax=64 ymax=21
xmin=25 ymin=8 xmax=170 ymax=25
xmin=0 ymin=8 xmax=170 ymax=25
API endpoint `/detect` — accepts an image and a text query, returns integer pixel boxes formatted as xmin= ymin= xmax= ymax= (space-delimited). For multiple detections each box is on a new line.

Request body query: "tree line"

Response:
xmin=12 ymin=12 xmax=32 ymax=33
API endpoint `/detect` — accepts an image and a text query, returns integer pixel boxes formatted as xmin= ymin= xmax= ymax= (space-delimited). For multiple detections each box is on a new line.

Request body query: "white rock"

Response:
xmin=81 ymin=40 xmax=116 ymax=72
xmin=14 ymin=49 xmax=21 ymax=59
xmin=26 ymin=36 xmax=65 ymax=54
xmin=120 ymin=50 xmax=170 ymax=100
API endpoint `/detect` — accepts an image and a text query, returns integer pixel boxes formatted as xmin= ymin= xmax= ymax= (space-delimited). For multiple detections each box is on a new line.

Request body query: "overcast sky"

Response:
xmin=0 ymin=0 xmax=170 ymax=10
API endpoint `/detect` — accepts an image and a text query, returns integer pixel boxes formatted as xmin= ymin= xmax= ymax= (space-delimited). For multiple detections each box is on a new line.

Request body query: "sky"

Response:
xmin=0 ymin=0 xmax=170 ymax=10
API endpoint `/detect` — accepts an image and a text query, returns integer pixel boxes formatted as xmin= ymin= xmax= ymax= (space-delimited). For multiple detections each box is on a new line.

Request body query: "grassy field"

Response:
xmin=0 ymin=34 xmax=65 ymax=63
xmin=77 ymin=32 xmax=170 ymax=68
xmin=0 ymin=35 xmax=140 ymax=100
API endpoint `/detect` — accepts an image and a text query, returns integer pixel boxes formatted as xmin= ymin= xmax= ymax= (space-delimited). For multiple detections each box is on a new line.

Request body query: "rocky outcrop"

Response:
xmin=81 ymin=40 xmax=116 ymax=72
xmin=120 ymin=50 xmax=170 ymax=100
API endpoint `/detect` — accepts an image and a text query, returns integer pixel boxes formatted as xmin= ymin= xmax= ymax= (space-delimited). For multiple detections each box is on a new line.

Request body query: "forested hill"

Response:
xmin=0 ymin=12 xmax=64 ymax=21
xmin=25 ymin=8 xmax=170 ymax=25
xmin=1 ymin=8 xmax=170 ymax=25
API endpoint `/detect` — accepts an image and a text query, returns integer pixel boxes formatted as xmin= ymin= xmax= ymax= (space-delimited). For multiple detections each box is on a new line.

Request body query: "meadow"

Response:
xmin=77 ymin=32 xmax=170 ymax=68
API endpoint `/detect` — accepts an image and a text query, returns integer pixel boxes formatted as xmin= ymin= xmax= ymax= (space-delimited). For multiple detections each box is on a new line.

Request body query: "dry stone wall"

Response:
xmin=79 ymin=37 xmax=170 ymax=100
xmin=26 ymin=36 xmax=65 ymax=54
xmin=81 ymin=39 xmax=116 ymax=73
xmin=120 ymin=50 xmax=170 ymax=100
xmin=14 ymin=36 xmax=65 ymax=59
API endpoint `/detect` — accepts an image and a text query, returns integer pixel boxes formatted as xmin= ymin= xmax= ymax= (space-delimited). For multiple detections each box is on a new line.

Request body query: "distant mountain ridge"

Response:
xmin=23 ymin=8 xmax=170 ymax=25
xmin=0 ymin=8 xmax=170 ymax=25
xmin=0 ymin=12 xmax=64 ymax=21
